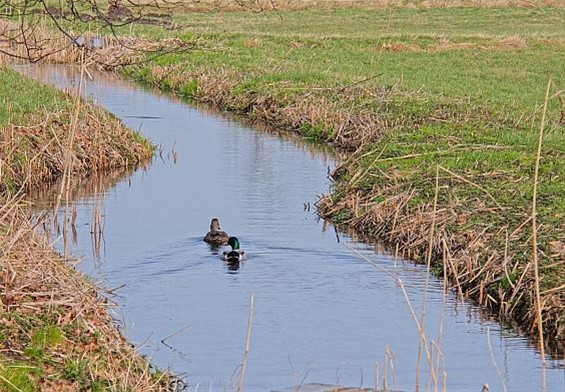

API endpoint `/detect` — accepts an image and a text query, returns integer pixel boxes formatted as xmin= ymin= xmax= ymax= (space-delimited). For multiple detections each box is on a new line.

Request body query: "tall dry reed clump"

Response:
xmin=0 ymin=19 xmax=193 ymax=70
xmin=0 ymin=93 xmax=153 ymax=193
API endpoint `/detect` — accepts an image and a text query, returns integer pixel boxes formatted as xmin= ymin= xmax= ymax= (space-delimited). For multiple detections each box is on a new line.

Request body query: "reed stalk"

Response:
xmin=375 ymin=362 xmax=379 ymax=391
xmin=487 ymin=327 xmax=508 ymax=392
xmin=531 ymin=80 xmax=551 ymax=365
xmin=53 ymin=48 xmax=85 ymax=232
xmin=237 ymin=293 xmax=255 ymax=392
xmin=344 ymin=243 xmax=437 ymax=386
xmin=415 ymin=165 xmax=440 ymax=391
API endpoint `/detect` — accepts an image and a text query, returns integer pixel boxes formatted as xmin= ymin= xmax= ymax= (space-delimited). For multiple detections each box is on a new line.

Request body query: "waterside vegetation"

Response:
xmin=0 ymin=68 xmax=175 ymax=390
xmin=117 ymin=5 xmax=565 ymax=351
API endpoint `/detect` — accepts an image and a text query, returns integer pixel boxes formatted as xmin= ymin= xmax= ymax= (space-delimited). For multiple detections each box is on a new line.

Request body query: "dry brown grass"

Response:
xmin=0 ymin=20 xmax=193 ymax=69
xmin=0 ymin=196 xmax=179 ymax=391
xmin=316 ymin=166 xmax=565 ymax=355
xmin=380 ymin=36 xmax=529 ymax=53
xmin=429 ymin=36 xmax=528 ymax=51
xmin=0 ymin=97 xmax=152 ymax=193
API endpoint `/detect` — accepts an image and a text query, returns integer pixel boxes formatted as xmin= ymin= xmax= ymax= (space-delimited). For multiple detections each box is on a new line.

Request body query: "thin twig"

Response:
xmin=416 ymin=165 xmax=440 ymax=391
xmin=237 ymin=293 xmax=255 ymax=392
xmin=160 ymin=324 xmax=192 ymax=346
xmin=487 ymin=327 xmax=508 ymax=392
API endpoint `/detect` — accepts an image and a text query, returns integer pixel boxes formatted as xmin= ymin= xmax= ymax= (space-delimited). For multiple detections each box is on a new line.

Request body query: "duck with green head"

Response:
xmin=203 ymin=218 xmax=229 ymax=246
xmin=223 ymin=237 xmax=246 ymax=262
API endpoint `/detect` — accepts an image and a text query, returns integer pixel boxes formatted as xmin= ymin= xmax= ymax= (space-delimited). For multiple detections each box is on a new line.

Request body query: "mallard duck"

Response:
xmin=203 ymin=218 xmax=229 ymax=245
xmin=223 ymin=237 xmax=246 ymax=262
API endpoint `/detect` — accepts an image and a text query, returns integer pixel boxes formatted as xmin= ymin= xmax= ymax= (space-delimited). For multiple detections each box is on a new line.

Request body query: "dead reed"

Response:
xmin=236 ymin=293 xmax=255 ymax=392
xmin=0 ymin=19 xmax=193 ymax=70
xmin=531 ymin=80 xmax=552 ymax=364
xmin=0 ymin=87 xmax=153 ymax=194
xmin=415 ymin=166 xmax=440 ymax=391
xmin=0 ymin=196 xmax=179 ymax=391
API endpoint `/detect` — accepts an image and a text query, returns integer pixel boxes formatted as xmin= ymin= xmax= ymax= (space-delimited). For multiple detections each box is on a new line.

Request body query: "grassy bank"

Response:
xmin=114 ymin=6 xmax=564 ymax=349
xmin=0 ymin=67 xmax=152 ymax=192
xmin=0 ymin=68 xmax=172 ymax=391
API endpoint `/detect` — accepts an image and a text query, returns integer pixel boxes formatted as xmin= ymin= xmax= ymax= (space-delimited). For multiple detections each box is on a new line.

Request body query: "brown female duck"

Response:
xmin=203 ymin=218 xmax=229 ymax=245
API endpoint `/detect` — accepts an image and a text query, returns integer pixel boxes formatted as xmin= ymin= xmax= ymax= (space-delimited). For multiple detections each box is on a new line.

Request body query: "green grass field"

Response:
xmin=123 ymin=6 xmax=565 ymax=239
xmin=0 ymin=68 xmax=70 ymax=125
xmin=124 ymin=7 xmax=564 ymax=111
xmin=119 ymin=5 xmax=564 ymax=343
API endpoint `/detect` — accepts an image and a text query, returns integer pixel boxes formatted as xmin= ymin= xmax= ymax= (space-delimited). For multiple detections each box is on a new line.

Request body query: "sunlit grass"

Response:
xmin=0 ymin=67 xmax=69 ymax=126
xmin=120 ymin=5 xmax=565 ymax=340
xmin=117 ymin=7 xmax=565 ymax=112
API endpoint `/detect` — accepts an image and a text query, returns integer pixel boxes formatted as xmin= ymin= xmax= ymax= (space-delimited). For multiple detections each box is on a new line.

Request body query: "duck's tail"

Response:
xmin=224 ymin=250 xmax=241 ymax=262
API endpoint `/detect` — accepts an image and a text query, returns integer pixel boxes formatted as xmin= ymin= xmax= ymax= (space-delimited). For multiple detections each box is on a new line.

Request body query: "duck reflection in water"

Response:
xmin=225 ymin=260 xmax=241 ymax=273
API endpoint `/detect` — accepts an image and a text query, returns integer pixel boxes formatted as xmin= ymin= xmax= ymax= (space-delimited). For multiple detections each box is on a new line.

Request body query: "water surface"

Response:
xmin=19 ymin=65 xmax=563 ymax=392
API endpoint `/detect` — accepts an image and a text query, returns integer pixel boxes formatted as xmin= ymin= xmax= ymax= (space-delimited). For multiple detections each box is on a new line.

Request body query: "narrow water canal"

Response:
xmin=19 ymin=65 xmax=563 ymax=391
